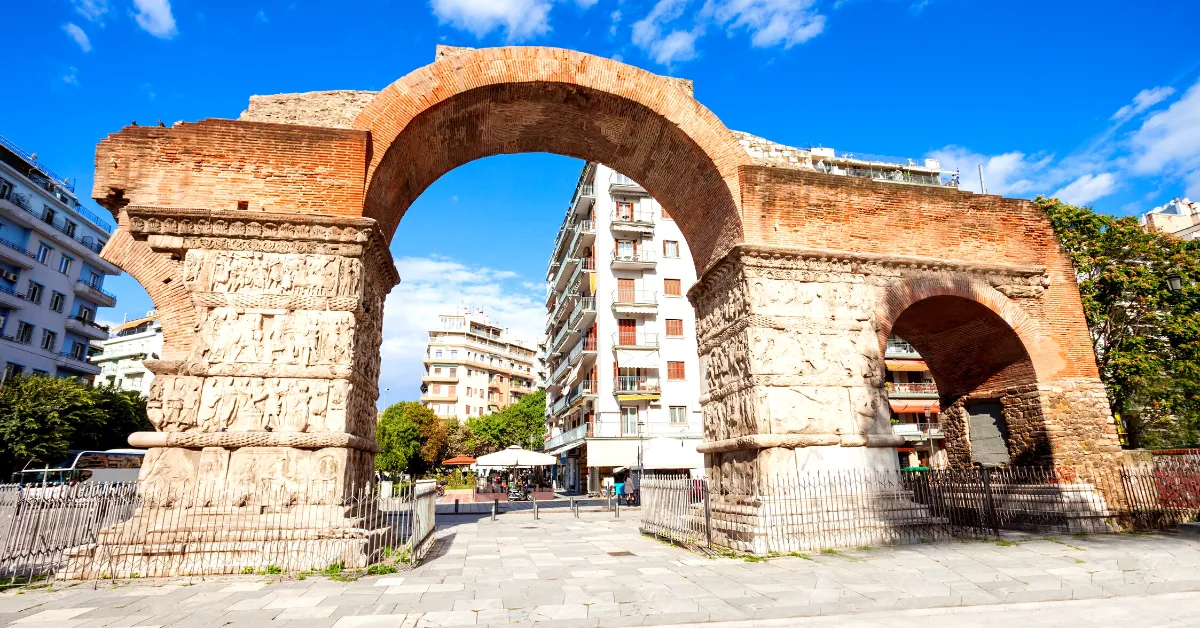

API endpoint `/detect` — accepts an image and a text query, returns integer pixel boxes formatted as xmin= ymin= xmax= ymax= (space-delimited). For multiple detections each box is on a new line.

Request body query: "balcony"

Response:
xmin=886 ymin=382 xmax=939 ymax=398
xmin=420 ymin=392 xmax=459 ymax=403
xmin=74 ymin=280 xmax=117 ymax=307
xmin=568 ymin=296 xmax=597 ymax=330
xmin=612 ymin=332 xmax=659 ymax=350
xmin=567 ymin=335 xmax=598 ymax=364
xmin=571 ymin=220 xmax=596 ymax=255
xmin=550 ymin=257 xmax=579 ymax=291
xmin=0 ymin=284 xmax=27 ymax=309
xmin=549 ymin=358 xmax=571 ymax=388
xmin=570 ymin=183 xmax=596 ymax=215
xmin=610 ymin=249 xmax=656 ymax=270
xmin=885 ymin=338 xmax=920 ymax=358
xmin=421 ymin=373 xmax=459 ymax=383
xmin=892 ymin=422 xmax=944 ymax=440
xmin=611 ymin=289 xmax=657 ymax=315
xmin=610 ymin=208 xmax=654 ymax=234
xmin=614 ymin=375 xmax=661 ymax=395
xmin=57 ymin=348 xmax=101 ymax=375
xmin=609 ymin=173 xmax=647 ymax=196
xmin=65 ymin=316 xmax=110 ymax=341
xmin=566 ymin=379 xmax=598 ymax=405
xmin=545 ymin=422 xmax=589 ymax=452
xmin=0 ymin=238 xmax=36 ymax=269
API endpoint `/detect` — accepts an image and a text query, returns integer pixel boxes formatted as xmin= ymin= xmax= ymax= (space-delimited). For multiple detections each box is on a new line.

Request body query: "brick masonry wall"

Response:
xmin=92 ymin=119 xmax=368 ymax=216
xmin=239 ymin=91 xmax=379 ymax=130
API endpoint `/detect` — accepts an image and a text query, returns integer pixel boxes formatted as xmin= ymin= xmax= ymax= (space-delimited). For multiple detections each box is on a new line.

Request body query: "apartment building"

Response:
xmin=92 ymin=311 xmax=163 ymax=397
xmin=1141 ymin=197 xmax=1200 ymax=240
xmin=419 ymin=308 xmax=538 ymax=421
xmin=542 ymin=163 xmax=705 ymax=494
xmin=885 ymin=336 xmax=947 ymax=469
xmin=0 ymin=134 xmax=120 ymax=382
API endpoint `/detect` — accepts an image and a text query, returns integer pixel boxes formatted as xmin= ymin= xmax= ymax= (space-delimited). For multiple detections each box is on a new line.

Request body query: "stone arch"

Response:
xmin=353 ymin=46 xmax=751 ymax=273
xmin=876 ymin=274 xmax=1053 ymax=466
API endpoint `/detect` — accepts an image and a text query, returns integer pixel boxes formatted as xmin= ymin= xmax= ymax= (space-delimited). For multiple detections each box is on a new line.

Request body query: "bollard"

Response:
xmin=454 ymin=498 xmax=459 ymax=514
xmin=615 ymin=497 xmax=620 ymax=518
xmin=492 ymin=498 xmax=498 ymax=522
xmin=533 ymin=495 xmax=539 ymax=520
xmin=573 ymin=498 xmax=579 ymax=519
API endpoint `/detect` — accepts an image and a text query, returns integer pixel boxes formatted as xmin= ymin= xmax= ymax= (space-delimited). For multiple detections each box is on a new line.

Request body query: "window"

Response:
xmin=432 ymin=384 xmax=441 ymax=394
xmin=670 ymin=406 xmax=688 ymax=424
xmin=465 ymin=405 xmax=471 ymax=414
xmin=126 ymin=373 xmax=143 ymax=387
xmin=63 ymin=220 xmax=77 ymax=238
xmin=69 ymin=342 xmax=85 ymax=360
xmin=667 ymin=361 xmax=686 ymax=380
xmin=35 ymin=243 xmax=51 ymax=264
xmin=78 ymin=306 xmax=94 ymax=322
xmin=58 ymin=255 xmax=73 ymax=275
xmin=25 ymin=281 xmax=43 ymax=304
xmin=49 ymin=291 xmax=66 ymax=313
xmin=621 ymin=406 xmax=639 ymax=436
xmin=664 ymin=279 xmax=681 ymax=297
xmin=3 ymin=363 xmax=23 ymax=382
xmin=450 ymin=350 xmax=458 ymax=358
xmin=0 ymin=179 xmax=11 ymax=199
xmin=89 ymin=271 xmax=101 ymax=286
xmin=479 ymin=389 xmax=485 ymax=399
xmin=450 ymin=367 xmax=457 ymax=377
xmin=661 ymin=207 xmax=672 ymax=220
xmin=448 ymin=385 xmax=457 ymax=395
xmin=435 ymin=349 xmax=443 ymax=358
xmin=665 ymin=319 xmax=684 ymax=337
xmin=433 ymin=366 xmax=442 ymax=375
xmin=42 ymin=207 xmax=56 ymax=223
xmin=15 ymin=322 xmax=33 ymax=344
xmin=466 ymin=387 xmax=473 ymax=396
xmin=39 ymin=330 xmax=56 ymax=351
xmin=616 ymin=200 xmax=634 ymax=221
xmin=663 ymin=240 xmax=679 ymax=258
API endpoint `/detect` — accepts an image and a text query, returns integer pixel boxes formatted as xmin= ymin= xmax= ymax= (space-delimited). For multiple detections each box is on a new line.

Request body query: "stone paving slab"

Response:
xmin=4 ymin=513 xmax=1200 ymax=626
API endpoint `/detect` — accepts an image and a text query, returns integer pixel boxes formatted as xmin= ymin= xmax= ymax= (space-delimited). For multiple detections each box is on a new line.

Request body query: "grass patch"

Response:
xmin=1075 ymin=558 xmax=1086 ymax=564
xmin=1072 ymin=532 xmax=1089 ymax=539
xmin=856 ymin=545 xmax=873 ymax=552
xmin=258 ymin=565 xmax=282 ymax=575
xmin=786 ymin=552 xmax=814 ymax=561
xmin=994 ymin=539 xmax=1017 ymax=547
xmin=821 ymin=548 xmax=840 ymax=555
xmin=366 ymin=563 xmax=398 ymax=575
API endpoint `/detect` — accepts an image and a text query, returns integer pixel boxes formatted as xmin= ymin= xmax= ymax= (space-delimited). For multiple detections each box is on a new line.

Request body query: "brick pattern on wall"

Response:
xmin=92 ymin=119 xmax=368 ymax=216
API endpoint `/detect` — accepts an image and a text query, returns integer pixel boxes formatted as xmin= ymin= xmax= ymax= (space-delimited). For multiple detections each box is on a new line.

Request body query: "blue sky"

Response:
xmin=5 ymin=0 xmax=1200 ymax=402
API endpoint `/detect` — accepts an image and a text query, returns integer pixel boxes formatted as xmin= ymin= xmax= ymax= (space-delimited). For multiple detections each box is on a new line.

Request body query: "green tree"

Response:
xmin=465 ymin=390 xmax=546 ymax=455
xmin=73 ymin=386 xmax=153 ymax=451
xmin=0 ymin=376 xmax=96 ymax=474
xmin=374 ymin=401 xmax=446 ymax=477
xmin=1038 ymin=196 xmax=1200 ymax=447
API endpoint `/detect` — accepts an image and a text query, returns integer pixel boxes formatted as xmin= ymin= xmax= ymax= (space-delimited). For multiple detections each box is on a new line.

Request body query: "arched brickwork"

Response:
xmin=353 ymin=46 xmax=751 ymax=274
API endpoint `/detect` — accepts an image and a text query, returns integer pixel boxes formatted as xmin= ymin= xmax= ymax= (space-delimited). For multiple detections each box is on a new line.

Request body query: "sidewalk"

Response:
xmin=3 ymin=512 xmax=1200 ymax=627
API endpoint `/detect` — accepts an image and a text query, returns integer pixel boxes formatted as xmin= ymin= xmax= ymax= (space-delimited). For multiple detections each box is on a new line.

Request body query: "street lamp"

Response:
xmin=1167 ymin=272 xmax=1184 ymax=295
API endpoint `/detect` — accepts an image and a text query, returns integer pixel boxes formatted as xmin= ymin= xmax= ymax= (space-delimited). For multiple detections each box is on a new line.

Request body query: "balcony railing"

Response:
xmin=75 ymin=280 xmax=117 ymax=302
xmin=568 ymin=296 xmax=596 ymax=328
xmin=892 ymin=422 xmax=944 ymax=438
xmin=545 ymin=422 xmax=588 ymax=451
xmin=580 ymin=256 xmax=595 ymax=270
xmin=0 ymin=283 xmax=27 ymax=301
xmin=887 ymin=382 xmax=938 ymax=395
xmin=550 ymin=357 xmax=571 ymax=383
xmin=0 ymin=238 xmax=37 ymax=262
xmin=567 ymin=335 xmax=598 ymax=362
xmin=612 ymin=332 xmax=659 ymax=348
xmin=885 ymin=338 xmax=920 ymax=357
xmin=610 ymin=249 xmax=655 ymax=265
xmin=614 ymin=375 xmax=661 ymax=394
xmin=69 ymin=315 xmax=110 ymax=335
xmin=575 ymin=220 xmax=594 ymax=235
xmin=0 ymin=134 xmax=75 ymax=192
xmin=610 ymin=209 xmax=655 ymax=225
xmin=570 ymin=183 xmax=595 ymax=210
xmin=612 ymin=289 xmax=656 ymax=305
xmin=566 ymin=379 xmax=598 ymax=405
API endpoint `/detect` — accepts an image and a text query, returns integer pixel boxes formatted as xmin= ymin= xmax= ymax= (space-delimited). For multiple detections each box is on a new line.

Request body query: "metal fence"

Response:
xmin=0 ymin=479 xmax=437 ymax=586
xmin=641 ymin=459 xmax=1200 ymax=554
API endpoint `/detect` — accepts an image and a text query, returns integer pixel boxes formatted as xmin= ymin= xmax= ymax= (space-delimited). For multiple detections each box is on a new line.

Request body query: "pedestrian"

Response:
xmin=614 ymin=477 xmax=625 ymax=505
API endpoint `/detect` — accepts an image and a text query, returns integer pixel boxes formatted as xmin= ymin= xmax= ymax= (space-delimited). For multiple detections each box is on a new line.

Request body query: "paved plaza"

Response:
xmin=3 ymin=512 xmax=1200 ymax=627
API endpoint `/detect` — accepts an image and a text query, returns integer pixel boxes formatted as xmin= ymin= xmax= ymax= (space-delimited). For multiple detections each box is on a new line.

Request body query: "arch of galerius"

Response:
xmin=73 ymin=45 xmax=1121 ymax=572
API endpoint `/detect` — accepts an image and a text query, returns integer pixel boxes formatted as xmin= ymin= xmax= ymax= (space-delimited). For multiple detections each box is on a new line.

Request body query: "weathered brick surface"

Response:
xmin=92 ymin=119 xmax=367 ymax=216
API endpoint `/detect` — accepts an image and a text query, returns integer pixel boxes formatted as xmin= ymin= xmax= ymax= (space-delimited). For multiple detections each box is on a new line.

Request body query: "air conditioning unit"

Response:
xmin=3 ymin=272 xmax=17 ymax=282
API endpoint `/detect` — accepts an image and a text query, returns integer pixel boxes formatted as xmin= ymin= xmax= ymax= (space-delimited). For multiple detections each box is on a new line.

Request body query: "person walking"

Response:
xmin=614 ymin=477 xmax=625 ymax=505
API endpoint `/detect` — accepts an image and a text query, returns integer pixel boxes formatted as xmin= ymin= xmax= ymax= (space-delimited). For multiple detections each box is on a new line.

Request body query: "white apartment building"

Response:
xmin=419 ymin=308 xmax=538 ymax=421
xmin=0 ymin=134 xmax=120 ymax=382
xmin=92 ymin=311 xmax=163 ymax=396
xmin=542 ymin=163 xmax=704 ymax=494
xmin=1142 ymin=197 xmax=1200 ymax=240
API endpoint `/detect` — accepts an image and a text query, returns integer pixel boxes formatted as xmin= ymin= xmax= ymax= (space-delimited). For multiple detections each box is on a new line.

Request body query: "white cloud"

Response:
xmin=63 ymin=23 xmax=92 ymax=52
xmin=430 ymin=0 xmax=555 ymax=41
xmin=704 ymin=0 xmax=826 ymax=48
xmin=61 ymin=67 xmax=79 ymax=85
xmin=72 ymin=0 xmax=109 ymax=22
xmin=378 ymin=255 xmax=545 ymax=403
xmin=256 ymin=10 xmax=269 ymax=23
xmin=632 ymin=0 xmax=702 ymax=65
xmin=132 ymin=0 xmax=177 ymax=38
xmin=1111 ymin=86 xmax=1176 ymax=123
xmin=1052 ymin=173 xmax=1118 ymax=206
xmin=927 ymin=146 xmax=1053 ymax=196
xmin=1130 ymin=79 xmax=1200 ymax=197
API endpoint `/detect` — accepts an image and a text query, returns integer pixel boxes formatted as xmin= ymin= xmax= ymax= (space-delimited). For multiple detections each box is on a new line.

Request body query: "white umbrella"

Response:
xmin=475 ymin=445 xmax=557 ymax=468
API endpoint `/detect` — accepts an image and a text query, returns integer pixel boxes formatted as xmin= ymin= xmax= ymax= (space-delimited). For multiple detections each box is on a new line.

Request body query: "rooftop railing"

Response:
xmin=0 ymin=134 xmax=75 ymax=192
xmin=885 ymin=338 xmax=920 ymax=357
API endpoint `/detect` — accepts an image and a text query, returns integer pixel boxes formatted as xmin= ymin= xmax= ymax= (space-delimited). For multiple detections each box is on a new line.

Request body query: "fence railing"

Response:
xmin=641 ymin=459 xmax=1200 ymax=554
xmin=0 ymin=479 xmax=437 ymax=586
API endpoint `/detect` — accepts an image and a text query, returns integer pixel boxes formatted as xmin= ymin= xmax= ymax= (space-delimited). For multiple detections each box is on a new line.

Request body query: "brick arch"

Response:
xmin=876 ymin=275 xmax=1047 ymax=399
xmin=353 ymin=46 xmax=752 ymax=274
xmin=99 ymin=211 xmax=194 ymax=362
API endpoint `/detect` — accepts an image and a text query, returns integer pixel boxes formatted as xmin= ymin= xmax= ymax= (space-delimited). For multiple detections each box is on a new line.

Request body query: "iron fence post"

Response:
xmin=981 ymin=466 xmax=999 ymax=536
xmin=703 ymin=481 xmax=713 ymax=546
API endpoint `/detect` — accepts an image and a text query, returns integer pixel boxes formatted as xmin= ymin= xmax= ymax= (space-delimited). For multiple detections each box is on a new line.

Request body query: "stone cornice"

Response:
xmin=691 ymin=243 xmax=1048 ymax=303
xmin=128 ymin=430 xmax=380 ymax=454
xmin=697 ymin=432 xmax=905 ymax=454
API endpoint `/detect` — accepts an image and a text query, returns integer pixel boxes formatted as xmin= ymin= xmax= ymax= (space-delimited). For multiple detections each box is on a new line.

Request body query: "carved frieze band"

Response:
xmin=697 ymin=432 xmax=906 ymax=454
xmin=126 ymin=206 xmax=378 ymax=243
xmin=127 ymin=430 xmax=381 ymax=454
xmin=145 ymin=359 xmax=377 ymax=387
xmin=192 ymin=294 xmax=360 ymax=310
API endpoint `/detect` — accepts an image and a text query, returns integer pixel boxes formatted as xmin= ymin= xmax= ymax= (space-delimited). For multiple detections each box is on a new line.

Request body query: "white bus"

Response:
xmin=12 ymin=449 xmax=146 ymax=486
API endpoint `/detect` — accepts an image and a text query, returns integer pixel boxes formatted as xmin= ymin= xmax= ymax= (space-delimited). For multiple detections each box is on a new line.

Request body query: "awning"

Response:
xmin=885 ymin=360 xmax=928 ymax=372
xmin=586 ymin=439 xmax=641 ymax=467
xmin=617 ymin=394 xmax=660 ymax=401
xmin=565 ymin=363 xmax=582 ymax=385
xmin=642 ymin=437 xmax=703 ymax=470
xmin=615 ymin=349 xmax=660 ymax=368
xmin=890 ymin=401 xmax=940 ymax=414
xmin=546 ymin=440 xmax=585 ymax=457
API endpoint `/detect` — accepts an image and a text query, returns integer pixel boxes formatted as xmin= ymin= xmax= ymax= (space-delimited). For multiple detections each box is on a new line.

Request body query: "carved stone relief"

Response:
xmin=190 ymin=308 xmax=356 ymax=367
xmin=184 ymin=250 xmax=362 ymax=298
